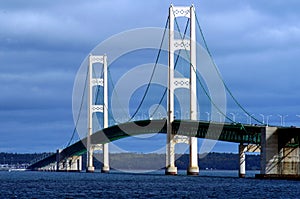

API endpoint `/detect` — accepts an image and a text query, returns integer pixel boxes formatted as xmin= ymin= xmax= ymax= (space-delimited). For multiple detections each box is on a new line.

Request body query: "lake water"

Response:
xmin=0 ymin=170 xmax=299 ymax=198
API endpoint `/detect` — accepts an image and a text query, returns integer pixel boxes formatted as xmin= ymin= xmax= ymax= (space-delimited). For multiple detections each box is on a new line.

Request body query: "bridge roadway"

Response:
xmin=28 ymin=119 xmax=265 ymax=170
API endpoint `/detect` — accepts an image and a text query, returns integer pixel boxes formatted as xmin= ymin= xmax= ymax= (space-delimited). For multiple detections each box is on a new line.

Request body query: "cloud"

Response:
xmin=0 ymin=0 xmax=170 ymax=53
xmin=195 ymin=1 xmax=300 ymax=122
xmin=1 ymin=0 xmax=300 ymax=153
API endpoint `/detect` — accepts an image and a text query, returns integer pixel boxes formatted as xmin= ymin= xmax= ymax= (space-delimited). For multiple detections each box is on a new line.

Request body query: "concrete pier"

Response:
xmin=86 ymin=146 xmax=95 ymax=173
xmin=101 ymin=143 xmax=110 ymax=173
xmin=165 ymin=134 xmax=177 ymax=175
xmin=56 ymin=149 xmax=61 ymax=172
xmin=165 ymin=166 xmax=178 ymax=175
xmin=56 ymin=149 xmax=82 ymax=172
xmin=260 ymin=127 xmax=279 ymax=175
xmin=188 ymin=138 xmax=199 ymax=176
xmin=256 ymin=126 xmax=300 ymax=179
xmin=67 ymin=156 xmax=82 ymax=172
xmin=239 ymin=144 xmax=246 ymax=178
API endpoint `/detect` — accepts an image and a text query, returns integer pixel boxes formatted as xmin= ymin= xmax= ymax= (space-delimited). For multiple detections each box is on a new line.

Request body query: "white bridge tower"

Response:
xmin=166 ymin=5 xmax=199 ymax=175
xmin=86 ymin=54 xmax=110 ymax=173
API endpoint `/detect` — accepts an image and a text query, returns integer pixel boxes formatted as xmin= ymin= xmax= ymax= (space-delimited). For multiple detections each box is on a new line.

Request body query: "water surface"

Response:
xmin=0 ymin=170 xmax=299 ymax=198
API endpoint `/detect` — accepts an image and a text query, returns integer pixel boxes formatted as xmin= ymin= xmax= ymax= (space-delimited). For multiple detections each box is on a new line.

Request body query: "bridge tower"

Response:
xmin=86 ymin=54 xmax=110 ymax=173
xmin=166 ymin=5 xmax=199 ymax=175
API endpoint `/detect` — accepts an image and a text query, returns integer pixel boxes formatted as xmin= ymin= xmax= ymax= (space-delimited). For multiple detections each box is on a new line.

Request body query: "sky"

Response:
xmin=1 ymin=0 xmax=300 ymax=153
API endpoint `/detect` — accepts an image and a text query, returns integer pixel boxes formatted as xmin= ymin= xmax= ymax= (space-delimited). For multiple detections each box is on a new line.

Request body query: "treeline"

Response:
xmin=92 ymin=152 xmax=260 ymax=170
xmin=0 ymin=152 xmax=52 ymax=165
xmin=0 ymin=152 xmax=260 ymax=170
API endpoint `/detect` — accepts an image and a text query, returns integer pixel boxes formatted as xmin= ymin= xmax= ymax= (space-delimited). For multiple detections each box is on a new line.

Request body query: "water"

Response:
xmin=0 ymin=170 xmax=299 ymax=198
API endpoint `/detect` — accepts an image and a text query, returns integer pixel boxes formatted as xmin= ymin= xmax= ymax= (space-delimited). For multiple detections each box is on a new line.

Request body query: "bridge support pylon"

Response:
xmin=56 ymin=149 xmax=61 ymax=172
xmin=86 ymin=145 xmax=95 ymax=173
xmin=256 ymin=126 xmax=300 ymax=179
xmin=66 ymin=155 xmax=82 ymax=172
xmin=239 ymin=144 xmax=246 ymax=178
xmin=86 ymin=54 xmax=110 ymax=173
xmin=101 ymin=143 xmax=110 ymax=173
xmin=166 ymin=5 xmax=199 ymax=176
xmin=56 ymin=149 xmax=82 ymax=172
xmin=165 ymin=134 xmax=177 ymax=175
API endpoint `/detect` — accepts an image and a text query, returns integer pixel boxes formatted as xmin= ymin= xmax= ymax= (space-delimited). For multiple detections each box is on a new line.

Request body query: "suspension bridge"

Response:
xmin=28 ymin=5 xmax=300 ymax=179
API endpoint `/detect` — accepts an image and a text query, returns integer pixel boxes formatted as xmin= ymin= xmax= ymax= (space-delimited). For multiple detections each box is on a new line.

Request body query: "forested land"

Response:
xmin=0 ymin=152 xmax=260 ymax=170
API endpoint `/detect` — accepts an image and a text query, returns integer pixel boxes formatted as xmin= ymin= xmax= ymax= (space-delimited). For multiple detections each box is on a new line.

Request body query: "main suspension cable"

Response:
xmin=128 ymin=16 xmax=170 ymax=121
xmin=195 ymin=12 xmax=263 ymax=125
xmin=149 ymin=17 xmax=190 ymax=118
xmin=65 ymin=66 xmax=89 ymax=147
xmin=173 ymin=11 xmax=234 ymax=123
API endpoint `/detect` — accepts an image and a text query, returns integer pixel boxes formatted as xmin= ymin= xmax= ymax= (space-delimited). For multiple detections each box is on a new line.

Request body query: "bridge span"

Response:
xmin=28 ymin=119 xmax=300 ymax=179
xmin=28 ymin=119 xmax=262 ymax=170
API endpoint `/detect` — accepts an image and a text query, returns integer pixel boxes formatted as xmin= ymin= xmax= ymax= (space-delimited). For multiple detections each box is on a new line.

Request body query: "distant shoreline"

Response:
xmin=0 ymin=152 xmax=260 ymax=171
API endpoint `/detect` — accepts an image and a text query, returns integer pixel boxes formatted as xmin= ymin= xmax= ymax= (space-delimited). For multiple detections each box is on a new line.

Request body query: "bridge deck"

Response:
xmin=28 ymin=119 xmax=299 ymax=170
